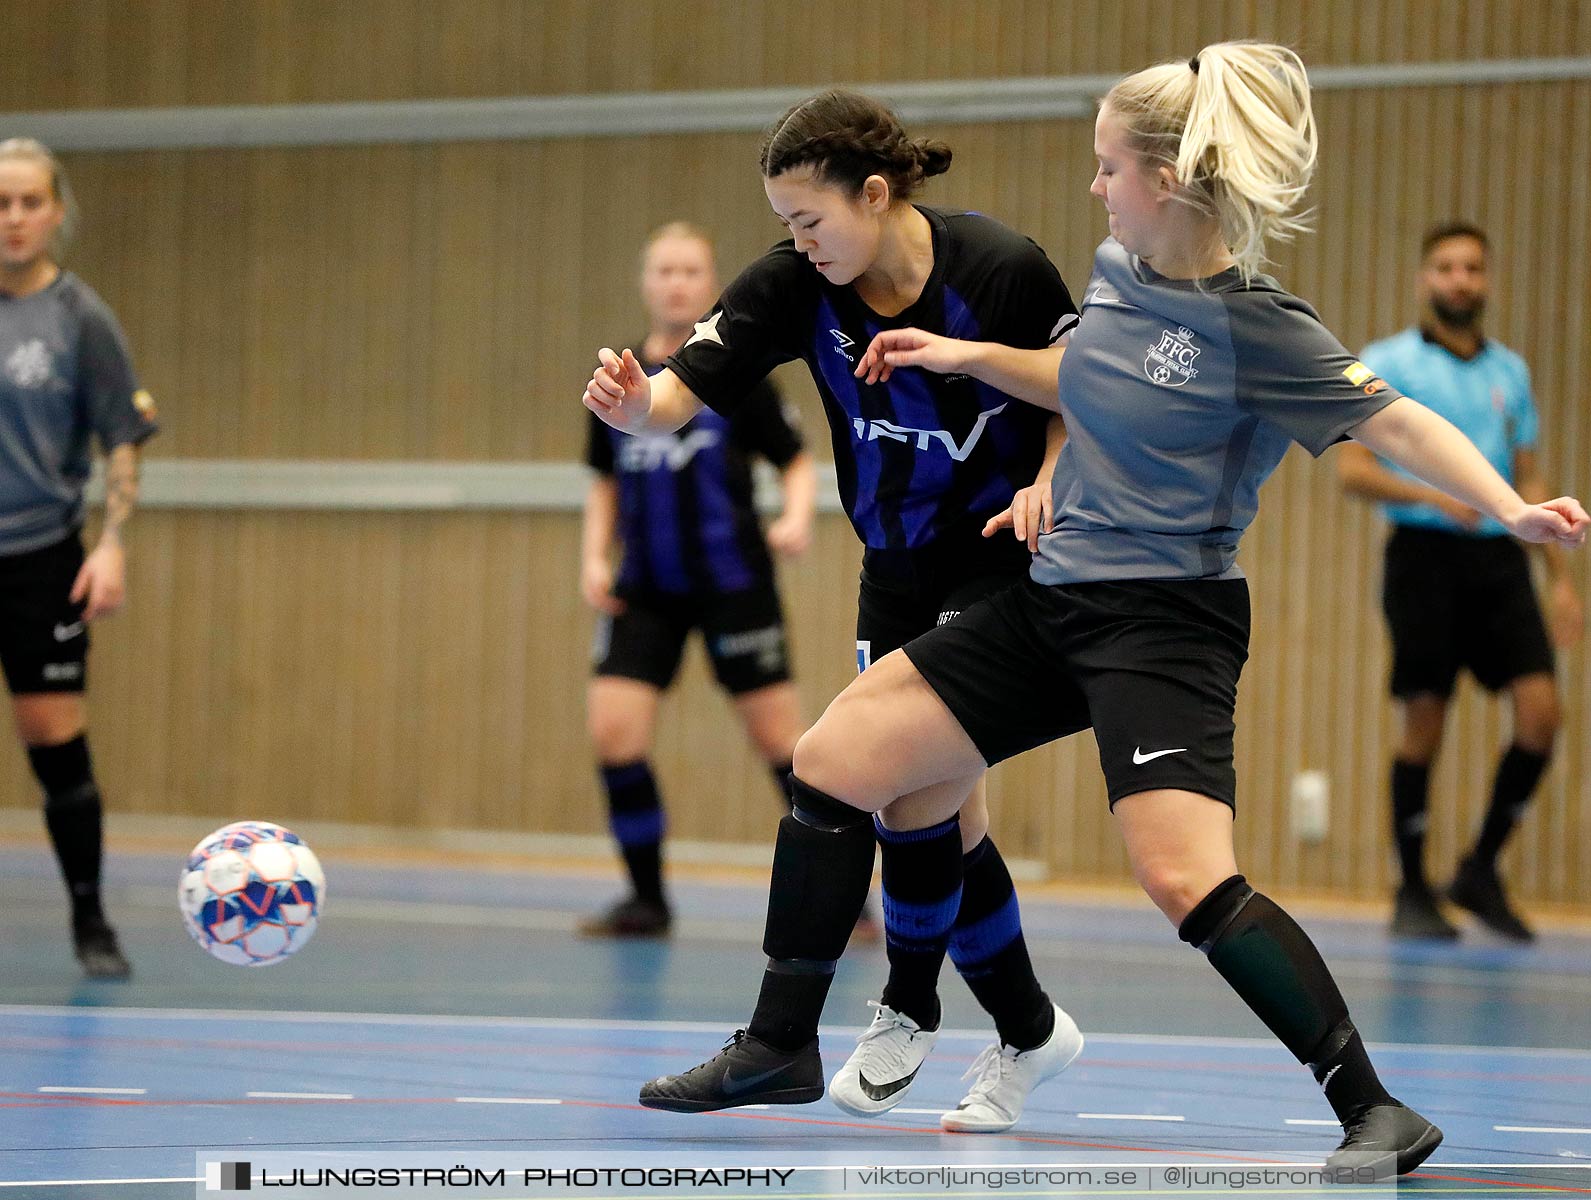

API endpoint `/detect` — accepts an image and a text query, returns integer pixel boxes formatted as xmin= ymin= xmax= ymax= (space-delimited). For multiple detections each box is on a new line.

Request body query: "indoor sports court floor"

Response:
xmin=2 ymin=841 xmax=1590 ymax=1198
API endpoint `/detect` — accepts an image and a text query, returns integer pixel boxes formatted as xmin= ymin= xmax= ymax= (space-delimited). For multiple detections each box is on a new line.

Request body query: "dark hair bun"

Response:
xmin=760 ymin=90 xmax=954 ymax=201
xmin=913 ymin=139 xmax=953 ymax=179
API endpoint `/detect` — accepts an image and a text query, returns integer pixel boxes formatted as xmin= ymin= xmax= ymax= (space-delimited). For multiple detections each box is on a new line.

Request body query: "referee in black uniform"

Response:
xmin=1 ymin=139 xmax=157 ymax=979
xmin=1340 ymin=223 xmax=1580 ymax=942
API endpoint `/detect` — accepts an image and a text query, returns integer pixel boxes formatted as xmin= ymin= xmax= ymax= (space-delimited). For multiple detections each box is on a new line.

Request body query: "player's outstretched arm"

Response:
xmin=1351 ymin=397 xmax=1589 ymax=546
xmin=1335 ymin=442 xmax=1481 ymax=528
xmin=582 ymin=349 xmax=703 ymax=434
xmin=853 ymin=328 xmax=1065 ymax=412
xmin=766 ymin=451 xmax=817 ymax=557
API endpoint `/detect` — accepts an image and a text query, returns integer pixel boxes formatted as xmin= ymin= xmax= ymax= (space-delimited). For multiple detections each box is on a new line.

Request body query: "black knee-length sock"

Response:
xmin=1181 ymin=875 xmax=1395 ymax=1123
xmin=877 ymin=815 xmax=964 ymax=1032
xmin=949 ymin=836 xmax=1053 ymax=1049
xmin=600 ymin=761 xmax=665 ymax=905
xmin=29 ymin=735 xmax=105 ymax=930
xmin=1471 ymin=745 xmax=1548 ymax=865
xmin=1390 ymin=759 xmax=1431 ymax=889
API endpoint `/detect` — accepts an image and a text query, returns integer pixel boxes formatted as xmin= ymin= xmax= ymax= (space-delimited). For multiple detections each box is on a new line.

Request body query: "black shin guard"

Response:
xmin=1181 ymin=875 xmax=1394 ymax=1122
xmin=29 ymin=735 xmax=105 ymax=929
xmin=748 ymin=778 xmax=877 ymax=1051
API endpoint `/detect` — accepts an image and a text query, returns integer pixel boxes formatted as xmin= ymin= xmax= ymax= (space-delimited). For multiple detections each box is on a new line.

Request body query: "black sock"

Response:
xmin=949 ymin=836 xmax=1053 ymax=1049
xmin=1471 ymin=745 xmax=1548 ymax=865
xmin=1390 ymin=759 xmax=1431 ymax=890
xmin=1180 ymin=875 xmax=1395 ymax=1123
xmin=747 ymin=777 xmax=876 ymax=1051
xmin=877 ymin=815 xmax=963 ymax=1032
xmin=29 ymin=735 xmax=105 ymax=930
xmin=770 ymin=761 xmax=794 ymax=811
xmin=600 ymin=761 xmax=665 ymax=906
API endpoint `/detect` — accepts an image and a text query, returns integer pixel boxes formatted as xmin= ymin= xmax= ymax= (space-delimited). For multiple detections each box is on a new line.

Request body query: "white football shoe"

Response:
xmin=827 ymin=1001 xmax=939 ymax=1117
xmin=941 ymin=1004 xmax=1084 ymax=1132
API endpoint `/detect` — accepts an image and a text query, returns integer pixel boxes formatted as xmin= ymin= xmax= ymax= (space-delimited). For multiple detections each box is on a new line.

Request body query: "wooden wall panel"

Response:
xmin=2 ymin=1 xmax=1588 ymax=112
xmin=0 ymin=3 xmax=1587 ymax=904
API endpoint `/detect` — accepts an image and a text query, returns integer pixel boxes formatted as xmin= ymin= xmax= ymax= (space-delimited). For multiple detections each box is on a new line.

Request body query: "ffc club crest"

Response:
xmin=1145 ymin=326 xmax=1201 ymax=387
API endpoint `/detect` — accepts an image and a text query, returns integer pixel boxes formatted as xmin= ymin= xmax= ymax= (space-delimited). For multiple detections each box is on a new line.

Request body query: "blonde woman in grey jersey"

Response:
xmin=637 ymin=43 xmax=1588 ymax=1174
xmin=0 ymin=139 xmax=157 ymax=979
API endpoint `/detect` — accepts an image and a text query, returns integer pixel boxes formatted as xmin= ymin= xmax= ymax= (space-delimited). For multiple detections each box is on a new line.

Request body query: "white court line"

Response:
xmin=245 ymin=1090 xmax=353 ymax=1099
xmin=9 ymin=1003 xmax=1591 ymax=1060
xmin=1496 ymin=1125 xmax=1591 ymax=1134
xmin=36 ymin=1086 xmax=146 ymax=1095
xmin=1077 ymin=1113 xmax=1186 ymax=1122
xmin=1286 ymin=1119 xmax=1341 ymax=1126
xmin=0 ymin=1180 xmax=199 ymax=1190
xmin=454 ymin=1096 xmax=560 ymax=1105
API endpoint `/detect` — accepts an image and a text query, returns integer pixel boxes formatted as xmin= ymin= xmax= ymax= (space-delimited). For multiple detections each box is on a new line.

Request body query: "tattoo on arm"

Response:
xmin=102 ymin=444 xmax=141 ymax=542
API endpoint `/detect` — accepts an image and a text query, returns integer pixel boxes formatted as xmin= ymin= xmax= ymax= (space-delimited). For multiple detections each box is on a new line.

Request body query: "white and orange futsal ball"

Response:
xmin=178 ymin=821 xmax=325 ymax=966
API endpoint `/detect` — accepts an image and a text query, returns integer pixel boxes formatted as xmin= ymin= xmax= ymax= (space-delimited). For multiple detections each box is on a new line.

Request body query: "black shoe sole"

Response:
xmin=639 ymin=1084 xmax=824 ymax=1113
xmin=1448 ymin=898 xmax=1535 ymax=942
xmin=1329 ymin=1118 xmax=1443 ymax=1180
xmin=1397 ymin=1121 xmax=1444 ymax=1174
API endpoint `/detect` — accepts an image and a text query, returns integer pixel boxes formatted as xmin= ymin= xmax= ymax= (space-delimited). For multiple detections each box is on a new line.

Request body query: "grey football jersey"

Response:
xmin=1033 ymin=239 xmax=1398 ymax=585
xmin=0 ymin=272 xmax=158 ymax=554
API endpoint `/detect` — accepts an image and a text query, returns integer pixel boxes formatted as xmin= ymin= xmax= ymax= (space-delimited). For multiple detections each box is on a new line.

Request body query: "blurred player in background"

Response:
xmin=580 ymin=222 xmax=818 ymax=937
xmin=0 ymin=138 xmax=158 ymax=979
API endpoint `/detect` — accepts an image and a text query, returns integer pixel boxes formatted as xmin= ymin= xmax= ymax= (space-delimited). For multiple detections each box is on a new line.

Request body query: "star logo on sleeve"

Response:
xmin=685 ymin=312 xmax=725 ymax=348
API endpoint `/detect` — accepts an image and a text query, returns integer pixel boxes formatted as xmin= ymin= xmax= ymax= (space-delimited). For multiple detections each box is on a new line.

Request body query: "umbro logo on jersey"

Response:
xmin=829 ymin=328 xmax=856 ymax=363
xmin=850 ymin=403 xmax=1007 ymax=462
xmin=1145 ymin=326 xmax=1201 ymax=387
xmin=1132 ymin=746 xmax=1188 ymax=765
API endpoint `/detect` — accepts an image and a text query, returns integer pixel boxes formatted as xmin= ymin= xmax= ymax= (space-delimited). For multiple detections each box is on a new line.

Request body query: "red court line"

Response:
xmin=557 ymin=1099 xmax=1292 ymax=1162
xmin=1417 ymin=1171 xmax=1591 ymax=1194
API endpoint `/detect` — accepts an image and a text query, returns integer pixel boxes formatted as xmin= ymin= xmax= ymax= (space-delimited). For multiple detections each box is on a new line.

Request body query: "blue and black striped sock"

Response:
xmin=950 ymin=836 xmax=1053 ymax=1050
xmin=878 ymin=815 xmax=963 ymax=1031
xmin=600 ymin=761 xmax=666 ymax=906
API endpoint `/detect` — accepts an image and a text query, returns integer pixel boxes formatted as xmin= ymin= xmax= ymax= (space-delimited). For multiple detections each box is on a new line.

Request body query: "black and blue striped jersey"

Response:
xmin=666 ymin=207 xmax=1077 ymax=551
xmin=586 ymin=351 xmax=802 ymax=596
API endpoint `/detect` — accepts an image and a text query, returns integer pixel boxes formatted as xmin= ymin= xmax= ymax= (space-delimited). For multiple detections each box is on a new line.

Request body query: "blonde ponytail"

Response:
xmin=1105 ymin=42 xmax=1317 ymax=281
